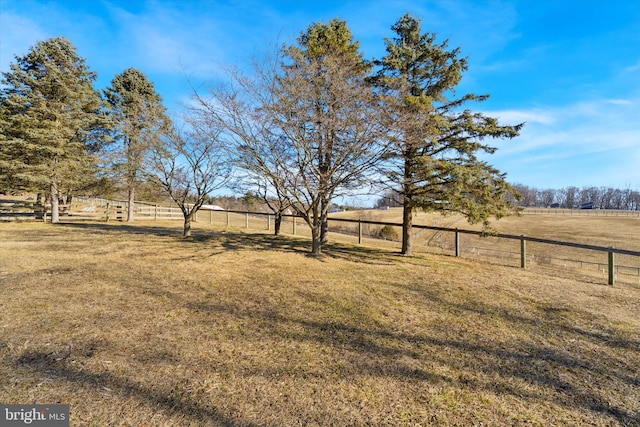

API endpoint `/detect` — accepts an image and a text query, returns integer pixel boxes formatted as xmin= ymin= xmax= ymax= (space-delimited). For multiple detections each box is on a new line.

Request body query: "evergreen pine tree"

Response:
xmin=374 ymin=14 xmax=523 ymax=255
xmin=104 ymin=68 xmax=170 ymax=222
xmin=0 ymin=37 xmax=106 ymax=222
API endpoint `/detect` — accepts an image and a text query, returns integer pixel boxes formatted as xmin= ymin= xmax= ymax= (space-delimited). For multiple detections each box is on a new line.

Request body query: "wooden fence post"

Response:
xmin=154 ymin=205 xmax=158 ymax=221
xmin=608 ymin=250 xmax=615 ymax=285
xmin=106 ymin=202 xmax=110 ymax=222
xmin=455 ymin=229 xmax=460 ymax=257
xmin=358 ymin=220 xmax=363 ymax=244
xmin=245 ymin=212 xmax=249 ymax=228
xmin=293 ymin=217 xmax=297 ymax=235
xmin=226 ymin=211 xmax=230 ymax=226
xmin=521 ymin=237 xmax=527 ymax=269
xmin=210 ymin=210 xmax=213 ymax=224
xmin=268 ymin=215 xmax=271 ymax=231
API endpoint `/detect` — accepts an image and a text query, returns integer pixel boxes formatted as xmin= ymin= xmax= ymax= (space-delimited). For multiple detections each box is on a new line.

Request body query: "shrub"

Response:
xmin=378 ymin=224 xmax=398 ymax=241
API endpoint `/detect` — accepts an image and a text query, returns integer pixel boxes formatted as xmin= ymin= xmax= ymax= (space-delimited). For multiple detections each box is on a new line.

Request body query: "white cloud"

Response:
xmin=605 ymin=99 xmax=633 ymax=105
xmin=622 ymin=60 xmax=640 ymax=74
xmin=483 ymin=98 xmax=640 ymax=188
xmin=0 ymin=12 xmax=48 ymax=71
xmin=490 ymin=109 xmax=556 ymax=125
xmin=101 ymin=1 xmax=286 ymax=82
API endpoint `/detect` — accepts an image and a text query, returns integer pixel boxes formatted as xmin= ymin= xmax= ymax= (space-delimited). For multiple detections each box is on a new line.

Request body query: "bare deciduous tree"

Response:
xmin=193 ymin=20 xmax=387 ymax=255
xmin=145 ymin=126 xmax=230 ymax=237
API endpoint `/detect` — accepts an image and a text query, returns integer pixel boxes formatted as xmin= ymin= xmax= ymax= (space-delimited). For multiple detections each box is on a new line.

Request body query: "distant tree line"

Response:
xmin=509 ymin=184 xmax=640 ymax=210
xmin=375 ymin=184 xmax=640 ymax=210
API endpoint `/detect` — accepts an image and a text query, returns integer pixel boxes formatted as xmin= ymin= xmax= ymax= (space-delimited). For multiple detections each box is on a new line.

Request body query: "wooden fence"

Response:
xmin=213 ymin=210 xmax=640 ymax=287
xmin=18 ymin=197 xmax=640 ymax=286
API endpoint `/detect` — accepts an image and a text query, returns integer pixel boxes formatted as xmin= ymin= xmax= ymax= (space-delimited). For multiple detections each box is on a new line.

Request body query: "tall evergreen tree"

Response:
xmin=374 ymin=14 xmax=523 ymax=256
xmin=0 ymin=36 xmax=106 ymax=223
xmin=104 ymin=68 xmax=170 ymax=222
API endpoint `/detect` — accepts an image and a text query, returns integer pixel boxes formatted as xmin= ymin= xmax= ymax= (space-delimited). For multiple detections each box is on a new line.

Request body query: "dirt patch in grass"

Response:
xmin=1 ymin=221 xmax=639 ymax=426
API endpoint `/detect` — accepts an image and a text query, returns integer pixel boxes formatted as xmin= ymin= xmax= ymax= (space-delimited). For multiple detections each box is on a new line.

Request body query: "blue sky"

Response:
xmin=1 ymin=0 xmax=639 ymax=193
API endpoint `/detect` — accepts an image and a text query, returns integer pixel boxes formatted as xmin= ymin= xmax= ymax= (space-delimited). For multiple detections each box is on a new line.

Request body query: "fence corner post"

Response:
xmin=608 ymin=249 xmax=615 ymax=286
xmin=520 ymin=236 xmax=527 ymax=269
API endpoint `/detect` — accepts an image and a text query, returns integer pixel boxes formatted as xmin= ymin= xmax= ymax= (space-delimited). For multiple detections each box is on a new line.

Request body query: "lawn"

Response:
xmin=1 ymin=221 xmax=639 ymax=426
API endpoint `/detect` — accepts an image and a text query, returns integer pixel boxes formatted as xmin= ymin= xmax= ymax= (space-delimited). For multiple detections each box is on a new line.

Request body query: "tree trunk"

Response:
xmin=401 ymin=201 xmax=413 ymax=256
xmin=320 ymin=197 xmax=329 ymax=245
xmin=274 ymin=212 xmax=282 ymax=236
xmin=127 ymin=186 xmax=135 ymax=223
xmin=41 ymin=198 xmax=48 ymax=223
xmin=183 ymin=215 xmax=192 ymax=237
xmin=401 ymin=149 xmax=415 ymax=256
xmin=311 ymin=225 xmax=322 ymax=255
xmin=50 ymin=181 xmax=60 ymax=224
xmin=321 ymin=219 xmax=329 ymax=244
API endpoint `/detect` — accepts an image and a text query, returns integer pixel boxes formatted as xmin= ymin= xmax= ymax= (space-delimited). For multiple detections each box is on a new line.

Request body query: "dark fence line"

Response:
xmin=325 ymin=216 xmax=640 ymax=257
xmin=220 ymin=210 xmax=639 ymax=286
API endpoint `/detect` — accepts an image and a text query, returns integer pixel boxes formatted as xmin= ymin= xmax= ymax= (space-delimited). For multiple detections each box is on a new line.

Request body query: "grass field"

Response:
xmin=1 ymin=220 xmax=639 ymax=426
xmin=329 ymin=207 xmax=640 ymax=250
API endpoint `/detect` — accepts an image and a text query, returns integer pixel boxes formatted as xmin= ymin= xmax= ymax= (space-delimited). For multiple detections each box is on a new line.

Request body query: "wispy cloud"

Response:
xmin=0 ymin=12 xmax=47 ymax=70
xmin=103 ymin=3 xmax=228 ymax=77
xmin=484 ymin=98 xmax=640 ymax=187
xmin=605 ymin=99 xmax=633 ymax=105
xmin=490 ymin=109 xmax=556 ymax=125
xmin=623 ymin=61 xmax=640 ymax=74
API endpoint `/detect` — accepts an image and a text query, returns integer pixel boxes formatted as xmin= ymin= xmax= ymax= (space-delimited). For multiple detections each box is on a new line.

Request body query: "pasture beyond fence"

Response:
xmin=204 ymin=208 xmax=639 ymax=287
xmin=10 ymin=196 xmax=640 ymax=286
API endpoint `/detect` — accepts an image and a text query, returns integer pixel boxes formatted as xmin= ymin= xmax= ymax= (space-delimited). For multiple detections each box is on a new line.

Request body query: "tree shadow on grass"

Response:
xmin=58 ymin=221 xmax=402 ymax=265
xmin=184 ymin=293 xmax=639 ymax=425
xmin=7 ymin=344 xmax=257 ymax=427
xmin=391 ymin=278 xmax=640 ymax=354
xmin=58 ymin=221 xmax=183 ymax=237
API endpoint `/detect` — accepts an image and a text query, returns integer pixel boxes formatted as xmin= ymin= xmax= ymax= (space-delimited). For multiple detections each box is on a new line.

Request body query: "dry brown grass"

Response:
xmin=1 ymin=221 xmax=639 ymax=426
